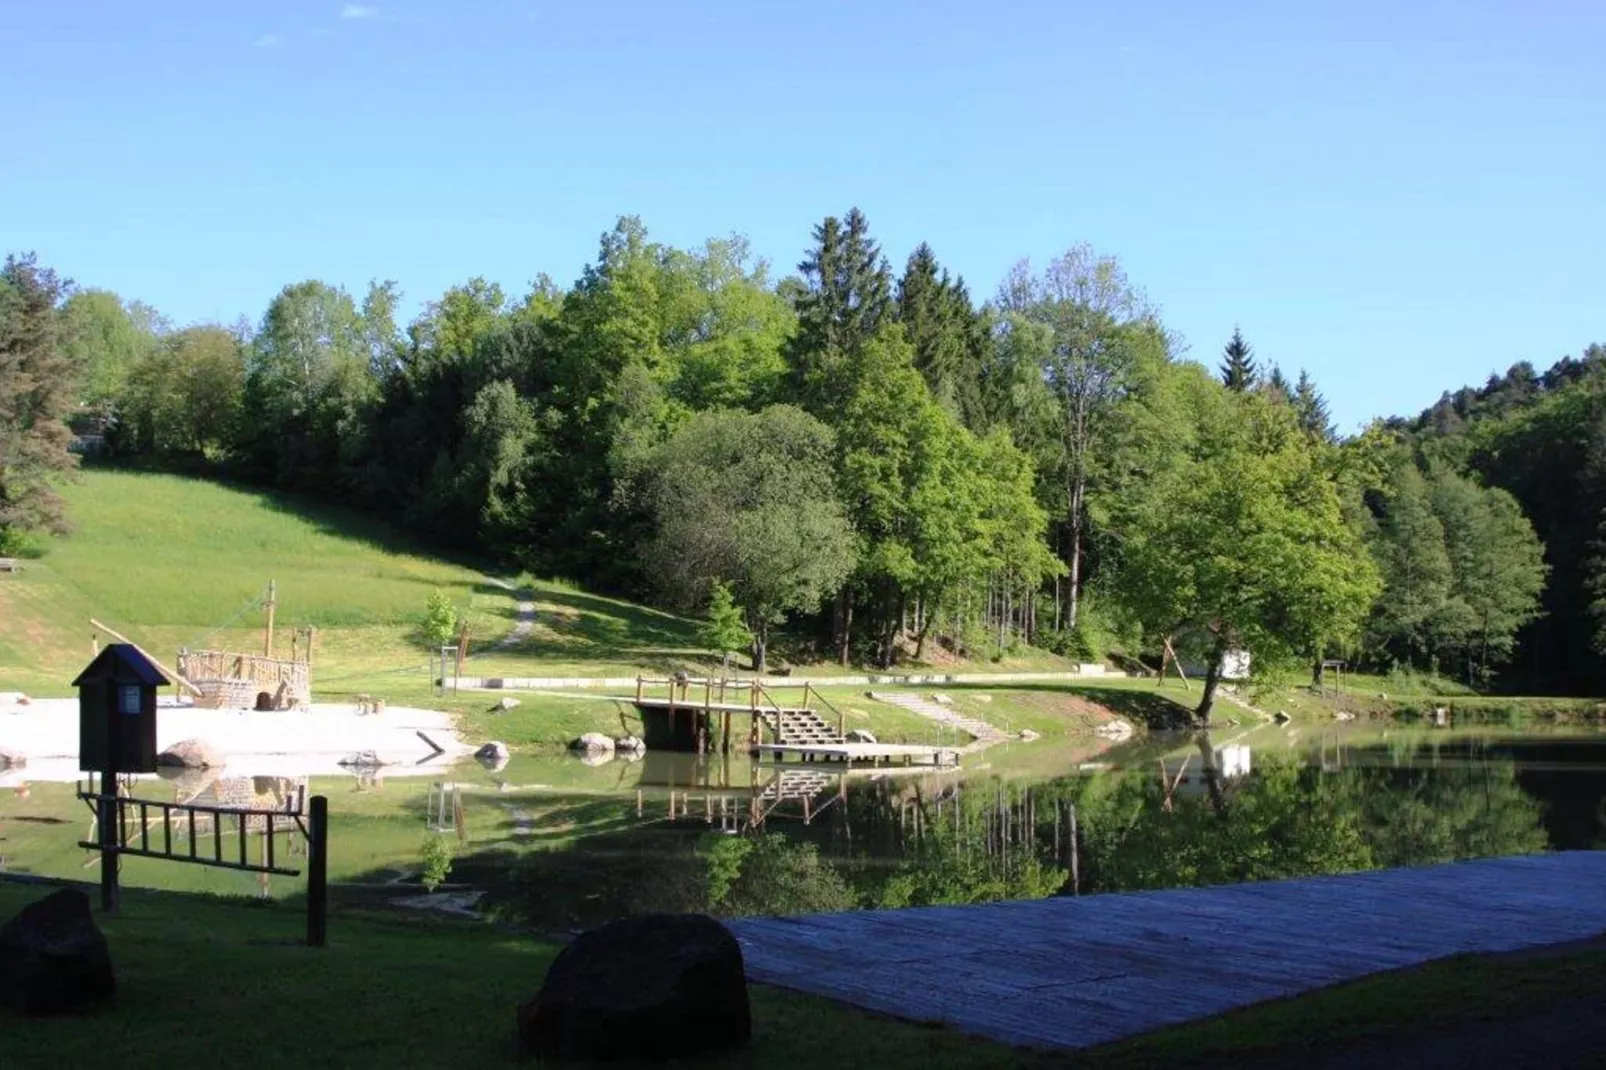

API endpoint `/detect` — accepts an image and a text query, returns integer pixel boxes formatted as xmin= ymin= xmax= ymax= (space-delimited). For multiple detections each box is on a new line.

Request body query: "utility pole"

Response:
xmin=264 ymin=580 xmax=277 ymax=658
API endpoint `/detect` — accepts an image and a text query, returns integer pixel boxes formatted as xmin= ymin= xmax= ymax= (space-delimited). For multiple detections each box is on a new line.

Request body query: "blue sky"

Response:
xmin=2 ymin=0 xmax=1601 ymax=431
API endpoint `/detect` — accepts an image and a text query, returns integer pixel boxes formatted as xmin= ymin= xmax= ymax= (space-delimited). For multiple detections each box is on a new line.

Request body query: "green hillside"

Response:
xmin=0 ymin=470 xmax=706 ymax=698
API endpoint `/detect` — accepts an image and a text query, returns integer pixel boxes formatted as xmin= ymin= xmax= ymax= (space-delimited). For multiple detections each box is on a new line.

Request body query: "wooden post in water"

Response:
xmin=635 ymin=676 xmax=644 ymax=703
xmin=306 ymin=795 xmax=328 ymax=947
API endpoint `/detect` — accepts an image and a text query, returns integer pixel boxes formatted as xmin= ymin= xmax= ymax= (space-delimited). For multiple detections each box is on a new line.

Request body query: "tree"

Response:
xmin=995 ymin=246 xmax=1157 ymax=630
xmin=60 ymin=289 xmax=162 ymax=418
xmin=115 ymin=325 xmax=245 ymax=458
xmin=1368 ymin=465 xmax=1454 ymax=667
xmin=1266 ymin=363 xmax=1292 ymax=401
xmin=422 ymin=590 xmax=459 ymax=646
xmin=699 ymin=581 xmax=753 ymax=671
xmin=896 ymin=243 xmax=986 ymax=426
xmin=790 ymin=207 xmax=892 ymax=417
xmin=1293 ymin=369 xmax=1334 ymax=440
xmin=1219 ymin=327 xmax=1257 ymax=392
xmin=241 ymin=280 xmax=375 ymax=491
xmin=0 ymin=254 xmax=77 ymax=545
xmin=1115 ymin=378 xmax=1380 ymax=722
xmin=1428 ymin=469 xmax=1548 ymax=682
xmin=642 ymin=406 xmax=855 ymax=672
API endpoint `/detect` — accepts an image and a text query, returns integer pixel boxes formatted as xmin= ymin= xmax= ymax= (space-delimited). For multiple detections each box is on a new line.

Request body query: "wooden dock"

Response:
xmin=728 ymin=851 xmax=1606 ymax=1052
xmin=752 ymin=742 xmax=960 ymax=766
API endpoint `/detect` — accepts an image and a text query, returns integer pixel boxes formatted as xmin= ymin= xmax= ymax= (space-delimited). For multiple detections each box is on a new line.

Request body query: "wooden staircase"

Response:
xmin=758 ymin=769 xmax=837 ymax=801
xmin=763 ymin=707 xmax=846 ymax=746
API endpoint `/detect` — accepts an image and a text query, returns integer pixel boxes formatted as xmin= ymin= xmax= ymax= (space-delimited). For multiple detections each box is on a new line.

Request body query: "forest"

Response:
xmin=1 ymin=211 xmax=1598 ymax=706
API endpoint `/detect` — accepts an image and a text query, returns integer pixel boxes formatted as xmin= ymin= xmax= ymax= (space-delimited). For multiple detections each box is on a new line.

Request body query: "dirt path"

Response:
xmin=484 ymin=577 xmax=535 ymax=649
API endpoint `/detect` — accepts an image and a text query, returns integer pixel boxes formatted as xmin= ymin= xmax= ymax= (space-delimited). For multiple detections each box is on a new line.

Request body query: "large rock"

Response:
xmin=844 ymin=729 xmax=877 ymax=744
xmin=494 ymin=697 xmax=521 ymax=712
xmin=156 ymin=738 xmax=223 ymax=770
xmin=569 ymin=733 xmax=615 ymax=756
xmin=0 ymin=888 xmax=115 ymax=1014
xmin=613 ymin=735 xmax=645 ymax=755
xmin=517 ymin=913 xmax=750 ymax=1061
xmin=475 ymin=741 xmax=510 ymax=762
xmin=339 ymin=750 xmax=387 ymax=770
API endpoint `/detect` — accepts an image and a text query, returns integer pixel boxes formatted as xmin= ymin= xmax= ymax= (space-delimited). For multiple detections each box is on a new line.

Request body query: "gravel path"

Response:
xmin=484 ymin=576 xmax=536 ymax=649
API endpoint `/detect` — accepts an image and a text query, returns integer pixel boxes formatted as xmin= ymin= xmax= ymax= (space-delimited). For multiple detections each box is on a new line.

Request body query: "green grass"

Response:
xmin=2 ymin=879 xmax=1600 ymax=1069
xmin=0 ymin=880 xmax=1067 ymax=1069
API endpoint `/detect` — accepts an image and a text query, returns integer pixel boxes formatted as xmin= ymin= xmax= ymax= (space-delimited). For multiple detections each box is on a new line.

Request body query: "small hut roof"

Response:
xmin=72 ymin=643 xmax=172 ymax=687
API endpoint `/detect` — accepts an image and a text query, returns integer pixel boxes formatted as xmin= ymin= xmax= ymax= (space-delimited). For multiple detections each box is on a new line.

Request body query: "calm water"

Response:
xmin=3 ymin=724 xmax=1602 ymax=929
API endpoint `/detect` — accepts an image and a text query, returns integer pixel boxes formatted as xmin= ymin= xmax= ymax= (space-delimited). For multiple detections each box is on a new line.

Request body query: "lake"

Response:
xmin=2 ymin=722 xmax=1601 ymax=931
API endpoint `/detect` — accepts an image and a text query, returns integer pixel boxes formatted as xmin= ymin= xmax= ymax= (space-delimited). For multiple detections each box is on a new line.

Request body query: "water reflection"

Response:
xmin=2 ymin=725 xmax=1601 ymax=927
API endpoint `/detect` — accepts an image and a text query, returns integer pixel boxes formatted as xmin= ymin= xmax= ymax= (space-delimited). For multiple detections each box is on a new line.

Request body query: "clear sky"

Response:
xmin=2 ymin=0 xmax=1601 ymax=430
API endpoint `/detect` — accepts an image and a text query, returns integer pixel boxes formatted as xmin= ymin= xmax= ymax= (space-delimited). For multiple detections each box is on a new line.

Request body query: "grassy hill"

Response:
xmin=0 ymin=470 xmax=709 ymax=699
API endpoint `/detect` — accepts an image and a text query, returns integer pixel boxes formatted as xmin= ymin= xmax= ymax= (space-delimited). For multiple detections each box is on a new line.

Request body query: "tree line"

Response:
xmin=0 ymin=214 xmax=1588 ymax=705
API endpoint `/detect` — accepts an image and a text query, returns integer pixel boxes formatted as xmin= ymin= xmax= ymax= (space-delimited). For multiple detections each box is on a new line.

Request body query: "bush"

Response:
xmin=419 ymin=834 xmax=454 ymax=891
xmin=421 ymin=590 xmax=458 ymax=646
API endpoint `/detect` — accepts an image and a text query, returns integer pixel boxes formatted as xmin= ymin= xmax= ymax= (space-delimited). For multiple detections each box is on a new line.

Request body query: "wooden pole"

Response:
xmin=306 ymin=795 xmax=328 ymax=947
xmin=89 ymin=620 xmax=201 ymax=696
xmin=264 ymin=580 xmax=277 ymax=658
xmin=100 ymin=699 xmax=121 ymax=912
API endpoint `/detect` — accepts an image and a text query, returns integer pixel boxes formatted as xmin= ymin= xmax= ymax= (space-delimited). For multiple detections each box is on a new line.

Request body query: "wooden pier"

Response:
xmin=728 ymin=851 xmax=1606 ymax=1052
xmin=628 ymin=676 xmax=851 ymax=755
xmin=752 ymin=742 xmax=960 ymax=767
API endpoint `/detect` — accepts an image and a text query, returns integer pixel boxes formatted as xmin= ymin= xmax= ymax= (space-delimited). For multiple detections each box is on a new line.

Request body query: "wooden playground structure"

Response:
xmin=92 ymin=581 xmax=316 ymax=710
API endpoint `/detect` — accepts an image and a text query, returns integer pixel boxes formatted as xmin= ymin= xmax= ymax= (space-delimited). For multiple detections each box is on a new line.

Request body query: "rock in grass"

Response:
xmin=1273 ymin=711 xmax=1292 ymax=725
xmin=475 ymin=741 xmax=510 ymax=762
xmin=156 ymin=738 xmax=223 ymax=769
xmin=613 ymin=735 xmax=645 ymax=754
xmin=844 ymin=729 xmax=877 ymax=744
xmin=517 ymin=913 xmax=750 ymax=1061
xmin=494 ymin=697 xmax=521 ymax=711
xmin=339 ymin=750 xmax=386 ymax=769
xmin=0 ymin=888 xmax=115 ymax=1014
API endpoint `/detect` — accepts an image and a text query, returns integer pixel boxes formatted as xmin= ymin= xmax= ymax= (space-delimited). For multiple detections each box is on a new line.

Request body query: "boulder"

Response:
xmin=494 ymin=697 xmax=521 ymax=712
xmin=1334 ymin=711 xmax=1357 ymax=723
xmin=613 ymin=735 xmax=646 ymax=755
xmin=570 ymin=733 xmax=615 ymax=756
xmin=156 ymin=738 xmax=223 ymax=770
xmin=0 ymin=888 xmax=115 ymax=1014
xmin=1273 ymin=711 xmax=1292 ymax=725
xmin=0 ymin=747 xmax=24 ymax=769
xmin=1017 ymin=728 xmax=1041 ymax=742
xmin=339 ymin=750 xmax=387 ymax=769
xmin=930 ymin=693 xmax=954 ymax=706
xmin=1094 ymin=718 xmax=1135 ymax=742
xmin=517 ymin=913 xmax=750 ymax=1061
xmin=475 ymin=741 xmax=511 ymax=762
xmin=844 ymin=729 xmax=877 ymax=744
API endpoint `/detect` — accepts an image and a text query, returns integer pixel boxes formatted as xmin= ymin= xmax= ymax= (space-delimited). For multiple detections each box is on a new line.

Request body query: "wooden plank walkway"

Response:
xmin=727 ymin=851 xmax=1606 ymax=1052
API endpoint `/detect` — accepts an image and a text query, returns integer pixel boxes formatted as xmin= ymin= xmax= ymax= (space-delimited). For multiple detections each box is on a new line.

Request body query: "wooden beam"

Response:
xmin=89 ymin=619 xmax=201 ymax=696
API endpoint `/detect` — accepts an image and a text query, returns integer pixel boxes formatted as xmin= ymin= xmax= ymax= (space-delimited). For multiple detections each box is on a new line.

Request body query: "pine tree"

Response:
xmin=1266 ymin=364 xmax=1292 ymax=401
xmin=1293 ymin=369 xmax=1334 ymax=440
xmin=1219 ymin=327 xmax=1257 ymax=392
xmin=896 ymin=243 xmax=986 ymax=426
xmin=0 ymin=253 xmax=78 ymax=546
xmin=791 ymin=207 xmax=891 ymax=416
xmin=699 ymin=580 xmax=754 ymax=671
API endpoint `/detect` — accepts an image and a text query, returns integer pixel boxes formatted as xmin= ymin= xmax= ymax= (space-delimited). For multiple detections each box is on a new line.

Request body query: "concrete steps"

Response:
xmin=869 ymin=691 xmax=1010 ymax=745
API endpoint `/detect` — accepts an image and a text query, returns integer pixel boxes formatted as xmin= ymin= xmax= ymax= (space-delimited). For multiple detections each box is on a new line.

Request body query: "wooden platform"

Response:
xmin=728 ymin=851 xmax=1606 ymax=1052
xmin=752 ymin=742 xmax=960 ymax=766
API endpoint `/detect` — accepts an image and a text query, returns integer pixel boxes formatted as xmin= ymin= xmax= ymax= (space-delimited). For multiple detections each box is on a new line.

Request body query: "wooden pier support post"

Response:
xmin=635 ymin=676 xmax=644 ymax=703
xmin=721 ymin=709 xmax=732 ymax=754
